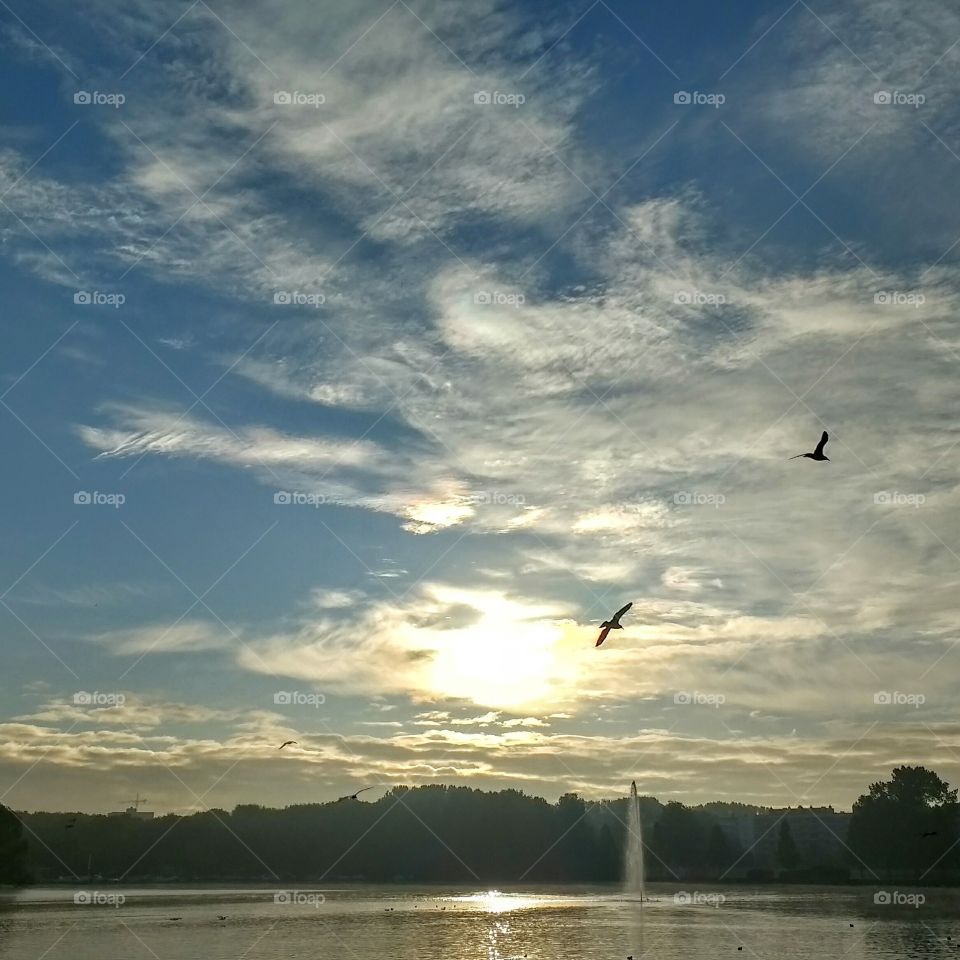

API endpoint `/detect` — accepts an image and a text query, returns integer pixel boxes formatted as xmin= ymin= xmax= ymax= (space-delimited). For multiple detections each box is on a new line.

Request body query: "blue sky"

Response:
xmin=2 ymin=0 xmax=960 ymax=814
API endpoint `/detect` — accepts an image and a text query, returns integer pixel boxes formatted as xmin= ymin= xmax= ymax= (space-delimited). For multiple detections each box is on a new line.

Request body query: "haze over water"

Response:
xmin=1 ymin=884 xmax=956 ymax=960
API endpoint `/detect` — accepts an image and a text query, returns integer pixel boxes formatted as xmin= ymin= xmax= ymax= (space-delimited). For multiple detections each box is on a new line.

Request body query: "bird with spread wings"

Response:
xmin=596 ymin=602 xmax=633 ymax=647
xmin=790 ymin=430 xmax=830 ymax=461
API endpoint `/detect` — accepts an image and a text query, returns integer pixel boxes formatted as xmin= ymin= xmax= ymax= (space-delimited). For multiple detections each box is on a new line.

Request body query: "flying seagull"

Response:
xmin=790 ymin=430 xmax=830 ymax=461
xmin=65 ymin=817 xmax=77 ymax=829
xmin=336 ymin=786 xmax=378 ymax=802
xmin=279 ymin=740 xmax=297 ymax=750
xmin=596 ymin=602 xmax=633 ymax=647
xmin=920 ymin=830 xmax=939 ymax=838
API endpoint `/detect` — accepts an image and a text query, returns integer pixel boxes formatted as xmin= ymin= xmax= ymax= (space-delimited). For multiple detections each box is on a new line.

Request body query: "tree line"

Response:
xmin=2 ymin=766 xmax=957 ymax=885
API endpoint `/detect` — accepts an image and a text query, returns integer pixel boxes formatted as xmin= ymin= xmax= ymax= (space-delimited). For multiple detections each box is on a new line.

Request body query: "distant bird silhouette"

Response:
xmin=279 ymin=740 xmax=296 ymax=750
xmin=596 ymin=602 xmax=632 ymax=647
xmin=920 ymin=830 xmax=939 ymax=838
xmin=65 ymin=817 xmax=77 ymax=829
xmin=336 ymin=786 xmax=378 ymax=802
xmin=217 ymin=915 xmax=228 ymax=921
xmin=790 ymin=430 xmax=830 ymax=461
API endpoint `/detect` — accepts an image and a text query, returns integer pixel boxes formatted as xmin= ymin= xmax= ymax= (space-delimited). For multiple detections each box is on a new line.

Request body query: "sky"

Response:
xmin=2 ymin=0 xmax=960 ymax=816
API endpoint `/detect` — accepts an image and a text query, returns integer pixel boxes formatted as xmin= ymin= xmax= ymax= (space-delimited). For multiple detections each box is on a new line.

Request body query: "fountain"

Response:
xmin=624 ymin=780 xmax=646 ymax=902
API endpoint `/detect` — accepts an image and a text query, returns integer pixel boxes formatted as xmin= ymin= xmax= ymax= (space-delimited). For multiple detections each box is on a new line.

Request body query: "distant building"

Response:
xmin=109 ymin=805 xmax=154 ymax=820
xmin=770 ymin=806 xmax=849 ymax=867
xmin=109 ymin=794 xmax=154 ymax=819
xmin=711 ymin=810 xmax=757 ymax=857
xmin=714 ymin=806 xmax=850 ymax=873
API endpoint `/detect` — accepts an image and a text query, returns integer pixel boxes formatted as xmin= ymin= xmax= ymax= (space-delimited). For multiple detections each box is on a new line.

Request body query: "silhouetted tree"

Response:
xmin=651 ymin=802 xmax=705 ymax=876
xmin=17 ymin=771 xmax=952 ymax=885
xmin=597 ymin=822 xmax=620 ymax=879
xmin=0 ymin=804 xmax=30 ymax=884
xmin=546 ymin=793 xmax=597 ymax=880
xmin=848 ymin=766 xmax=959 ymax=879
xmin=19 ymin=787 xmax=626 ymax=884
xmin=705 ymin=822 xmax=734 ymax=878
xmin=777 ymin=821 xmax=799 ymax=871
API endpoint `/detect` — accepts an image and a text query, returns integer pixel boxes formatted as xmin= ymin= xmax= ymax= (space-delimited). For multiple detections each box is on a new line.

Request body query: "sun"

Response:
xmin=423 ymin=589 xmax=578 ymax=710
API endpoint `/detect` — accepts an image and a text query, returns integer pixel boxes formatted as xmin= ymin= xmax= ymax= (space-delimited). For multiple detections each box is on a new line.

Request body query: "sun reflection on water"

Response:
xmin=451 ymin=889 xmax=542 ymax=913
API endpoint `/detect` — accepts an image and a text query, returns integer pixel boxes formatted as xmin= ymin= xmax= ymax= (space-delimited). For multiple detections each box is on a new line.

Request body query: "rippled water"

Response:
xmin=1 ymin=883 xmax=957 ymax=959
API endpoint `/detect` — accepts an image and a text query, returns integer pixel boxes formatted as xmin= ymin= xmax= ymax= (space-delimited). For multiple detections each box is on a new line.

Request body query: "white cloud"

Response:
xmin=4 ymin=710 xmax=960 ymax=811
xmin=4 ymin=0 xmax=960 ymax=809
xmin=91 ymin=620 xmax=233 ymax=655
xmin=79 ymin=404 xmax=381 ymax=470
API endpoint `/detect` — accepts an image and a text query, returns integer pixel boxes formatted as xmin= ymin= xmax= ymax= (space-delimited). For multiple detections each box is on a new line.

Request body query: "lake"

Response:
xmin=0 ymin=883 xmax=956 ymax=959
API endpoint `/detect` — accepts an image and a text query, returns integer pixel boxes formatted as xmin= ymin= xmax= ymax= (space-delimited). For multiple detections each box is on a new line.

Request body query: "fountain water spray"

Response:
xmin=625 ymin=780 xmax=646 ymax=901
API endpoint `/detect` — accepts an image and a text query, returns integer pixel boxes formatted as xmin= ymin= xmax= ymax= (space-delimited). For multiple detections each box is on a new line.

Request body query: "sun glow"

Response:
xmin=422 ymin=588 xmax=579 ymax=709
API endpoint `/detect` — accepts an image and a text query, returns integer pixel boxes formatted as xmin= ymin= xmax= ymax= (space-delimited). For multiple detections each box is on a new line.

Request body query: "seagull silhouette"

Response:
xmin=64 ymin=817 xmax=77 ymax=829
xmin=920 ymin=830 xmax=939 ymax=838
xmin=596 ymin=602 xmax=633 ymax=647
xmin=790 ymin=430 xmax=830 ymax=461
xmin=279 ymin=740 xmax=297 ymax=750
xmin=336 ymin=786 xmax=378 ymax=802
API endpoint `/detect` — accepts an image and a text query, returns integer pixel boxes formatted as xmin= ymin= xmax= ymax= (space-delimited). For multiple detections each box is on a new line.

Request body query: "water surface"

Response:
xmin=0 ymin=883 xmax=956 ymax=959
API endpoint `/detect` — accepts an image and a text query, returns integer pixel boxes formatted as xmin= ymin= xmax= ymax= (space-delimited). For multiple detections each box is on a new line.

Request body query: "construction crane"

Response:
xmin=118 ymin=793 xmax=149 ymax=814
